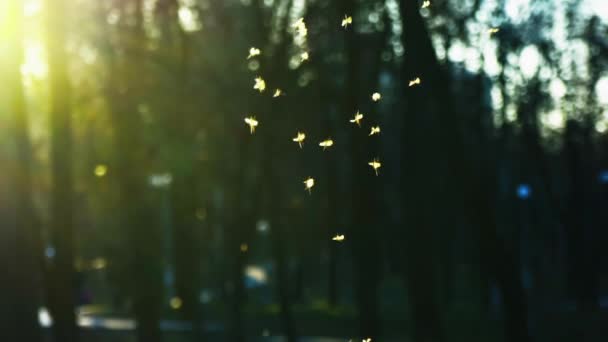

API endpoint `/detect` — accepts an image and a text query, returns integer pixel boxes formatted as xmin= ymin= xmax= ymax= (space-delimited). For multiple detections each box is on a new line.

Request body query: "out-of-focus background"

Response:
xmin=1 ymin=0 xmax=608 ymax=341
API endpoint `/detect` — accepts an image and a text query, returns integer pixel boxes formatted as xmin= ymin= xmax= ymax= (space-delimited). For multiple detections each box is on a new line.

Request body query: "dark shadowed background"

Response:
xmin=1 ymin=0 xmax=608 ymax=341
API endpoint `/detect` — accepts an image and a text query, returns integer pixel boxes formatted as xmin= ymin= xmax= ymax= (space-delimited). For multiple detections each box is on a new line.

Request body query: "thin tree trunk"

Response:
xmin=223 ymin=127 xmax=253 ymax=342
xmin=564 ymin=121 xmax=599 ymax=310
xmin=162 ymin=0 xmax=206 ymax=336
xmin=106 ymin=81 xmax=163 ymax=342
xmin=255 ymin=1 xmax=297 ymax=339
xmin=262 ymin=121 xmax=296 ymax=341
xmin=112 ymin=103 xmax=163 ymax=342
xmin=0 ymin=0 xmax=42 ymax=342
xmin=0 ymin=180 xmax=17 ymax=342
xmin=302 ymin=1 xmax=341 ymax=308
xmin=270 ymin=216 xmax=297 ymax=342
xmin=263 ymin=92 xmax=297 ymax=342
xmin=4 ymin=2 xmax=44 ymax=340
xmin=399 ymin=1 xmax=530 ymax=342
xmin=341 ymin=0 xmax=387 ymax=338
xmin=398 ymin=2 xmax=445 ymax=342
xmin=102 ymin=1 xmax=163 ymax=341
xmin=46 ymin=0 xmax=78 ymax=340
xmin=172 ymin=175 xmax=204 ymax=339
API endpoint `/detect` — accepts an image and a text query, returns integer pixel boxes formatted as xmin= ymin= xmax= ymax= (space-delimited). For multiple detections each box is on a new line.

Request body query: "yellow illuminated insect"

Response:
xmin=369 ymin=126 xmax=381 ymax=136
xmin=372 ymin=92 xmax=382 ymax=102
xmin=170 ymin=297 xmax=182 ymax=310
xmin=247 ymin=47 xmax=261 ymax=59
xmin=332 ymin=234 xmax=345 ymax=241
xmin=488 ymin=27 xmax=500 ymax=35
xmin=253 ymin=77 xmax=266 ymax=92
xmin=421 ymin=1 xmax=431 ymax=9
xmin=304 ymin=177 xmax=315 ymax=193
xmin=319 ymin=139 xmax=334 ymax=150
xmin=350 ymin=111 xmax=364 ymax=126
xmin=342 ymin=15 xmax=352 ymax=28
xmin=408 ymin=77 xmax=421 ymax=87
xmin=293 ymin=132 xmax=306 ymax=148
xmin=273 ymin=89 xmax=283 ymax=97
xmin=300 ymin=51 xmax=309 ymax=62
xmin=368 ymin=158 xmax=381 ymax=176
xmin=244 ymin=116 xmax=259 ymax=134
xmin=94 ymin=164 xmax=108 ymax=177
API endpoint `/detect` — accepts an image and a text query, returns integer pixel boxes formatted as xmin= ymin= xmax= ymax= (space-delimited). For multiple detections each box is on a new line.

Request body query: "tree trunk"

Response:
xmin=164 ymin=1 xmax=207 ymax=336
xmin=341 ymin=0 xmax=387 ymax=338
xmin=263 ymin=92 xmax=297 ymax=342
xmin=399 ymin=1 xmax=530 ymax=342
xmin=270 ymin=215 xmax=297 ymax=342
xmin=398 ymin=1 xmax=445 ymax=341
xmin=256 ymin=1 xmax=297 ymax=339
xmin=223 ymin=128 xmax=254 ymax=342
xmin=5 ymin=1 xmax=44 ymax=341
xmin=112 ymin=102 xmax=163 ymax=342
xmin=564 ymin=120 xmax=599 ymax=310
xmin=102 ymin=1 xmax=164 ymax=341
xmin=0 ymin=182 xmax=17 ymax=342
xmin=46 ymin=0 xmax=78 ymax=340
xmin=172 ymin=174 xmax=205 ymax=339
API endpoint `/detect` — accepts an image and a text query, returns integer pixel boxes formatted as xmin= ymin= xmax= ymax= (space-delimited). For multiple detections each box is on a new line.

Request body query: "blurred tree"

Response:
xmin=398 ymin=1 xmax=447 ymax=341
xmin=399 ymin=1 xmax=528 ymax=342
xmin=99 ymin=1 xmax=164 ymax=341
xmin=4 ymin=0 xmax=608 ymax=341
xmin=304 ymin=0 xmax=342 ymax=308
xmin=153 ymin=0 xmax=207 ymax=339
xmin=258 ymin=1 xmax=298 ymax=339
xmin=45 ymin=0 xmax=78 ymax=340
xmin=342 ymin=0 xmax=387 ymax=338
xmin=3 ymin=1 xmax=43 ymax=341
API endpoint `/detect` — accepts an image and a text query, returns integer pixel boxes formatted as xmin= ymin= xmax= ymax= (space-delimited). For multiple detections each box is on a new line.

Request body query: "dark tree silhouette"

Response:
xmin=4 ymin=1 xmax=43 ymax=341
xmin=101 ymin=1 xmax=164 ymax=341
xmin=46 ymin=0 xmax=78 ymax=340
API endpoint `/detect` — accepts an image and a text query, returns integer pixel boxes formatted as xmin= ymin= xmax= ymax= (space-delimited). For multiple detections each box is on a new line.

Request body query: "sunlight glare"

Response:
xmin=549 ymin=79 xmax=566 ymax=100
xmin=170 ymin=297 xmax=183 ymax=310
xmin=519 ymin=46 xmax=541 ymax=78
xmin=178 ymin=6 xmax=201 ymax=32
xmin=448 ymin=41 xmax=467 ymax=63
xmin=24 ymin=0 xmax=42 ymax=17
xmin=505 ymin=0 xmax=527 ymax=21
xmin=595 ymin=111 xmax=608 ymax=133
xmin=596 ymin=77 xmax=608 ymax=105
xmin=38 ymin=307 xmax=52 ymax=327
xmin=542 ymin=110 xmax=564 ymax=130
xmin=21 ymin=42 xmax=47 ymax=79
